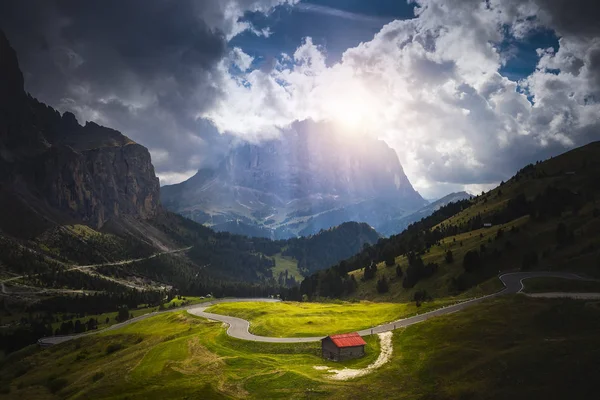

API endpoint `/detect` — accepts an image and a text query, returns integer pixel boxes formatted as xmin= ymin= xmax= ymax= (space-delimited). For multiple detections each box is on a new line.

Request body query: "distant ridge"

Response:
xmin=378 ymin=191 xmax=473 ymax=236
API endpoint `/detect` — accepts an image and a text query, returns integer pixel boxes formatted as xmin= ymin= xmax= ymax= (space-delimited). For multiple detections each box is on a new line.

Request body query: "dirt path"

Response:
xmin=314 ymin=332 xmax=394 ymax=380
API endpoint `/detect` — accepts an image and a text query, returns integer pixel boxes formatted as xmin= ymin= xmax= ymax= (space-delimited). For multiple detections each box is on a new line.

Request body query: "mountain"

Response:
xmin=301 ymin=141 xmax=600 ymax=301
xmin=378 ymin=191 xmax=473 ymax=236
xmin=0 ymin=31 xmax=160 ymax=237
xmin=161 ymin=120 xmax=426 ymax=239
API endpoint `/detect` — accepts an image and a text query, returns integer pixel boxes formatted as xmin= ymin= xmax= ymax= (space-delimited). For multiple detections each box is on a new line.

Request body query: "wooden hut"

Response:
xmin=321 ymin=332 xmax=366 ymax=361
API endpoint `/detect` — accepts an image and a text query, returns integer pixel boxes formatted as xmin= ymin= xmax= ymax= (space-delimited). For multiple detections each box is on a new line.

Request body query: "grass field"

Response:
xmin=1 ymin=296 xmax=599 ymax=399
xmin=522 ymin=277 xmax=600 ymax=293
xmin=25 ymin=297 xmax=211 ymax=332
xmin=206 ymin=299 xmax=459 ymax=337
xmin=272 ymin=253 xmax=303 ymax=282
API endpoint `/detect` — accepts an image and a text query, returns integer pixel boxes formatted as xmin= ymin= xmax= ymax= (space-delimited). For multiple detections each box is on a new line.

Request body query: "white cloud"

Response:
xmin=201 ymin=0 xmax=600 ymax=195
xmin=157 ymin=170 xmax=198 ymax=186
xmin=230 ymin=47 xmax=255 ymax=71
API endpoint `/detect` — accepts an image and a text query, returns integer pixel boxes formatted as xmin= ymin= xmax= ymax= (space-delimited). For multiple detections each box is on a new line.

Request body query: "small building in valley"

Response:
xmin=321 ymin=332 xmax=366 ymax=361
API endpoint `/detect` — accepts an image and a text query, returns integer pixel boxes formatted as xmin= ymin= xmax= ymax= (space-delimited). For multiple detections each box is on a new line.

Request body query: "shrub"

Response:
xmin=413 ymin=290 xmax=430 ymax=306
xmin=46 ymin=377 xmax=68 ymax=393
xmin=376 ymin=276 xmax=389 ymax=293
xmin=105 ymin=343 xmax=123 ymax=355
xmin=91 ymin=371 xmax=105 ymax=382
xmin=395 ymin=265 xmax=403 ymax=278
xmin=463 ymin=250 xmax=481 ymax=273
xmin=75 ymin=350 xmax=89 ymax=361
xmin=116 ymin=306 xmax=130 ymax=322
xmin=495 ymin=228 xmax=504 ymax=240
xmin=445 ymin=250 xmax=454 ymax=264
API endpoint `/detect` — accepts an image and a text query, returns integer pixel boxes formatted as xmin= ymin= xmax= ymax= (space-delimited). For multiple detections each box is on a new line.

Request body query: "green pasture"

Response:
xmin=205 ymin=300 xmax=457 ymax=337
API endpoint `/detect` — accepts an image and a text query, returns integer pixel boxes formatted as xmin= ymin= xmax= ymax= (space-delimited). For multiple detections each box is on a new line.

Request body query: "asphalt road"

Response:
xmin=37 ymin=271 xmax=596 ymax=346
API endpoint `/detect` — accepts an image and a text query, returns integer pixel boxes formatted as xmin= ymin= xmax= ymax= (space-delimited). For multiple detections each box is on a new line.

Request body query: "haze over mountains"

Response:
xmin=161 ymin=121 xmax=427 ymax=239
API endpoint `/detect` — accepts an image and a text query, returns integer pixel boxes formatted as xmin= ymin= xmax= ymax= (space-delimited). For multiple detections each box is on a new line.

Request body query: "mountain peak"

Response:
xmin=162 ymin=123 xmax=426 ymax=239
xmin=0 ymin=30 xmax=25 ymax=108
xmin=0 ymin=32 xmax=160 ymax=233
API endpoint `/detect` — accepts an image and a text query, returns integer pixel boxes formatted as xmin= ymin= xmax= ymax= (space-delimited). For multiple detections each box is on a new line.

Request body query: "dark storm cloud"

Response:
xmin=0 ymin=0 xmax=236 ymax=183
xmin=534 ymin=0 xmax=600 ymax=38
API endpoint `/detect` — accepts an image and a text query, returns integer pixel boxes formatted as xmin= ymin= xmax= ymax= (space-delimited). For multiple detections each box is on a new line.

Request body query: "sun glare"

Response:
xmin=323 ymin=82 xmax=378 ymax=132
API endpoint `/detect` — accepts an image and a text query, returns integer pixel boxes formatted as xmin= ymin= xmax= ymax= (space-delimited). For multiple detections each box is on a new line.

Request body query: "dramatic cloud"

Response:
xmin=0 ymin=0 xmax=298 ymax=184
xmin=203 ymin=0 xmax=600 ymax=197
xmin=1 ymin=0 xmax=598 ymax=195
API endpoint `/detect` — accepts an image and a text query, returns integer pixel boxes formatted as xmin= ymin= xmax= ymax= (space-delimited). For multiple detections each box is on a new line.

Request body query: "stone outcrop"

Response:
xmin=0 ymin=30 xmax=159 ymax=230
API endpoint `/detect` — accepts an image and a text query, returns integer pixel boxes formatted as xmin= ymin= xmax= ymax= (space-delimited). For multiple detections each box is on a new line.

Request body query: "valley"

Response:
xmin=0 ymin=14 xmax=600 ymax=400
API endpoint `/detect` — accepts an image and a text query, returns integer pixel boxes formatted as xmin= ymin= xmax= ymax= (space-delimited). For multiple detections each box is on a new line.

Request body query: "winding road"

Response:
xmin=1 ymin=246 xmax=191 ymax=291
xmin=37 ymin=271 xmax=597 ymax=346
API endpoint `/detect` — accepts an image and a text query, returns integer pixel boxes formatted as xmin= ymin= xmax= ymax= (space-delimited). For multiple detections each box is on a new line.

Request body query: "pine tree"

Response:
xmin=445 ymin=250 xmax=454 ymax=264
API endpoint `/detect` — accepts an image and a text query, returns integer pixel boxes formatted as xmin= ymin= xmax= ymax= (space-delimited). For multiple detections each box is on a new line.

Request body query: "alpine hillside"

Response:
xmin=301 ymin=141 xmax=600 ymax=301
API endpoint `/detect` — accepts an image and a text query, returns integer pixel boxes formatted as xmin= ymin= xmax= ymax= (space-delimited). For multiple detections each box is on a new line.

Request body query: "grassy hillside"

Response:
xmin=1 ymin=296 xmax=598 ymax=399
xmin=272 ymin=254 xmax=303 ymax=282
xmin=302 ymin=141 xmax=600 ymax=302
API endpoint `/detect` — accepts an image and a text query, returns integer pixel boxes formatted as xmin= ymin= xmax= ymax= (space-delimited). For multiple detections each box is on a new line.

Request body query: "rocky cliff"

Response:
xmin=0 ymin=31 xmax=159 ymax=234
xmin=162 ymin=120 xmax=426 ymax=238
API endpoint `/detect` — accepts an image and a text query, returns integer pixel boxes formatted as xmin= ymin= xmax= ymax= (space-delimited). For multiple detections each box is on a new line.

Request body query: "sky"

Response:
xmin=1 ymin=0 xmax=599 ymax=199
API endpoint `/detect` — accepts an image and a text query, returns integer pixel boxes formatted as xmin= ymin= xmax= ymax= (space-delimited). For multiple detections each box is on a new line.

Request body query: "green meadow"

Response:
xmin=205 ymin=300 xmax=456 ymax=337
xmin=1 ymin=296 xmax=599 ymax=399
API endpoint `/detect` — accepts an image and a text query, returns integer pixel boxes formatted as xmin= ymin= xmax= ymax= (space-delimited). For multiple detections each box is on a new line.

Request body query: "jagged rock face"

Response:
xmin=223 ymin=129 xmax=418 ymax=200
xmin=0 ymin=31 xmax=160 ymax=230
xmin=162 ymin=121 xmax=426 ymax=238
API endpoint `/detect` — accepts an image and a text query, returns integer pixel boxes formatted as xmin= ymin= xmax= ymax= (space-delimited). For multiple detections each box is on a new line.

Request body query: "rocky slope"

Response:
xmin=0 ymin=30 xmax=159 ymax=236
xmin=162 ymin=120 xmax=426 ymax=238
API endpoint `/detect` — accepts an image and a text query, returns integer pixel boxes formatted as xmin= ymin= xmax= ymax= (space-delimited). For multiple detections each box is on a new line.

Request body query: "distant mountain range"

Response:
xmin=161 ymin=120 xmax=427 ymax=239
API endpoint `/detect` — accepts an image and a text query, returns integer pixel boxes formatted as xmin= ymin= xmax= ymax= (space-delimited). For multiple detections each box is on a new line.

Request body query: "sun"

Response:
xmin=323 ymin=82 xmax=378 ymax=132
xmin=329 ymin=99 xmax=367 ymax=128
